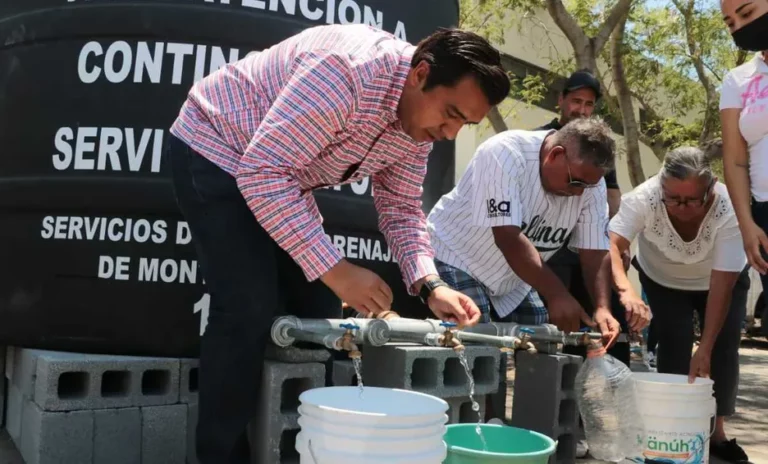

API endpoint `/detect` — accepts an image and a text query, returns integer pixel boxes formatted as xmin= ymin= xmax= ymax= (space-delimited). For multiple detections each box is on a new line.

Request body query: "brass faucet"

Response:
xmin=438 ymin=321 xmax=465 ymax=352
xmin=518 ymin=327 xmax=537 ymax=353
xmin=338 ymin=323 xmax=362 ymax=359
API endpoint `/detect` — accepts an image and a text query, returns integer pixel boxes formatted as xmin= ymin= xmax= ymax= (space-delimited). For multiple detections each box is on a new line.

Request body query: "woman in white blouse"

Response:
xmin=608 ymin=147 xmax=749 ymax=463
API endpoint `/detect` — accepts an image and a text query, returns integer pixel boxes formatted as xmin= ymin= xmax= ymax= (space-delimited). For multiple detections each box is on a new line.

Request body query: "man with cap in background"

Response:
xmin=535 ymin=70 xmax=622 ymax=218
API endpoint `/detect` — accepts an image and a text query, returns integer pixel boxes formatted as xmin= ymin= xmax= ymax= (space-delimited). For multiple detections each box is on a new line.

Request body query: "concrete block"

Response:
xmin=94 ymin=407 xmax=141 ymax=464
xmin=446 ymin=395 xmax=487 ymax=425
xmin=15 ymin=349 xmax=180 ymax=411
xmin=265 ymin=344 xmax=331 ymax=364
xmin=362 ymin=343 xmax=500 ymax=398
xmin=510 ymin=351 xmax=582 ymax=464
xmin=187 ymin=403 xmax=199 ymax=464
xmin=330 ymin=360 xmax=359 ymax=387
xmin=6 ymin=384 xmax=23 ymax=443
xmin=19 ymin=400 xmax=94 ymax=464
xmin=252 ymin=361 xmax=325 ymax=464
xmin=141 ymin=404 xmax=187 ymax=464
xmin=1 ymin=346 xmax=6 ymax=428
xmin=179 ymin=358 xmax=199 ymax=404
xmin=11 ymin=348 xmax=47 ymax=397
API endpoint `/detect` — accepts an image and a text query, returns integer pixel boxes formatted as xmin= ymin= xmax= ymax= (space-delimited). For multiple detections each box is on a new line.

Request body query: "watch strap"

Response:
xmin=419 ymin=278 xmax=447 ymax=304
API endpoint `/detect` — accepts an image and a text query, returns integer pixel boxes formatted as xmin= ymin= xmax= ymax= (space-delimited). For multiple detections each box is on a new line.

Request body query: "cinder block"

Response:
xmin=362 ymin=343 xmax=500 ymax=398
xmin=187 ymin=403 xmax=199 ymax=464
xmin=510 ymin=351 xmax=582 ymax=464
xmin=6 ymin=384 xmax=23 ymax=443
xmin=19 ymin=400 xmax=94 ymax=464
xmin=11 ymin=349 xmax=180 ymax=411
xmin=330 ymin=360 xmax=359 ymax=387
xmin=179 ymin=358 xmax=199 ymax=404
xmin=141 ymin=404 xmax=187 ymax=464
xmin=94 ymin=407 xmax=141 ymax=464
xmin=446 ymin=395 xmax=487 ymax=425
xmin=265 ymin=344 xmax=331 ymax=364
xmin=11 ymin=348 xmax=47 ymax=397
xmin=252 ymin=361 xmax=325 ymax=464
xmin=1 ymin=346 xmax=6 ymax=428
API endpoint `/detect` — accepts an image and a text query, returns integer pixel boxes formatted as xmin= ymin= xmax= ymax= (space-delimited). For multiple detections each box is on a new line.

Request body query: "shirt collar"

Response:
xmin=743 ymin=52 xmax=768 ymax=77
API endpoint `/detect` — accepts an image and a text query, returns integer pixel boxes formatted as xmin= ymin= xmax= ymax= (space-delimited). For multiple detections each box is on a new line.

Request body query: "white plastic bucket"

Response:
xmin=296 ymin=386 xmax=449 ymax=464
xmin=633 ymin=373 xmax=714 ymax=395
xmin=296 ymin=432 xmax=448 ymax=464
xmin=630 ymin=373 xmax=716 ymax=464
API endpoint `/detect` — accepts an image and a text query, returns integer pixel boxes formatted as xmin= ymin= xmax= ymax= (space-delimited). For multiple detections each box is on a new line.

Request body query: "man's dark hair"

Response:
xmin=412 ymin=28 xmax=510 ymax=106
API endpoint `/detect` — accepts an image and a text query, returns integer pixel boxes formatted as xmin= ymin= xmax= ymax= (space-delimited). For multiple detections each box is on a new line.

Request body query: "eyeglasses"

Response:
xmin=562 ymin=149 xmax=600 ymax=189
xmin=661 ymin=180 xmax=714 ymax=207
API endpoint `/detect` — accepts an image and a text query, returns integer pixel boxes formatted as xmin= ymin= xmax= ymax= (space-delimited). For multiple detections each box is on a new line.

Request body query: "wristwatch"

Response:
xmin=419 ymin=278 xmax=448 ymax=305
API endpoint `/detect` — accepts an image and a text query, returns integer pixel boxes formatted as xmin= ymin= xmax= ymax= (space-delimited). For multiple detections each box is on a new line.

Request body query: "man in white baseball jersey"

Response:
xmin=427 ymin=117 xmax=620 ymax=341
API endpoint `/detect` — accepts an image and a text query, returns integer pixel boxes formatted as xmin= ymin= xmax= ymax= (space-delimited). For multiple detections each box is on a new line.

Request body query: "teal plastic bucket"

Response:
xmin=444 ymin=424 xmax=557 ymax=463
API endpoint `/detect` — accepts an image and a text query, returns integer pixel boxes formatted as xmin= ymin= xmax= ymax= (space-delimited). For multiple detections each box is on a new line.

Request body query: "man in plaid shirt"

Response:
xmin=167 ymin=23 xmax=510 ymax=463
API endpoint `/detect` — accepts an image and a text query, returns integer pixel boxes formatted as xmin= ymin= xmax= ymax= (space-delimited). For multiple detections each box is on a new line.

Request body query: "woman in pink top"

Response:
xmin=718 ymin=2 xmax=767 ymax=461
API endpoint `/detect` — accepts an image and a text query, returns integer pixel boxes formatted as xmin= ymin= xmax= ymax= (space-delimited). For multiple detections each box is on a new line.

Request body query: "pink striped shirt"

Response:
xmin=170 ymin=24 xmax=438 ymax=290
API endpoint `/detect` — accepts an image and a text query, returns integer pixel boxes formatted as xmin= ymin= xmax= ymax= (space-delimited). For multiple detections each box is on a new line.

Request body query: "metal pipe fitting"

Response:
xmin=454 ymin=331 xmax=523 ymax=349
xmin=285 ymin=328 xmax=344 ymax=351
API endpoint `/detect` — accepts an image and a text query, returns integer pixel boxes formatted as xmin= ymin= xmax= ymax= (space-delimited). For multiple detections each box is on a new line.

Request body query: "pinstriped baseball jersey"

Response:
xmin=169 ymin=24 xmax=438 ymax=288
xmin=427 ymin=130 xmax=610 ymax=318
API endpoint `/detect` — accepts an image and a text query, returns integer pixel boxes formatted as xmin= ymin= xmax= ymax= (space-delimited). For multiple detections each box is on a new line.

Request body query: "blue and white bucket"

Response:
xmin=630 ymin=373 xmax=716 ymax=464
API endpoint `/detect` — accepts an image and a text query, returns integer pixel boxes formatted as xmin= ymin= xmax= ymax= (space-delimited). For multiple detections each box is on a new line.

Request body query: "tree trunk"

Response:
xmin=486 ymin=106 xmax=509 ymax=133
xmin=610 ymin=13 xmax=645 ymax=187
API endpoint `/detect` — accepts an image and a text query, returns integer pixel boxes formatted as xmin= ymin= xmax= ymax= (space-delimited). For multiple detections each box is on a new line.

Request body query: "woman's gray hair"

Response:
xmin=660 ymin=146 xmax=714 ymax=183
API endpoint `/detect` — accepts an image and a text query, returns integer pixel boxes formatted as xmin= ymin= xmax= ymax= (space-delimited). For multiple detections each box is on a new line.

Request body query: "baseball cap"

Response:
xmin=563 ymin=70 xmax=601 ymax=100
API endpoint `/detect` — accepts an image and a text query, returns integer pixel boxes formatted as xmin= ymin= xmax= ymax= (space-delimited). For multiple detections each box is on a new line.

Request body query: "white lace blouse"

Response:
xmin=609 ymin=175 xmax=747 ymax=291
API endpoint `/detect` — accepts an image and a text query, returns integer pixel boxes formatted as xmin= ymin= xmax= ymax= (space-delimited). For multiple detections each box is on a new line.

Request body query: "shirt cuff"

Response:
xmin=402 ymin=254 xmax=439 ymax=295
xmin=292 ymin=234 xmax=344 ymax=282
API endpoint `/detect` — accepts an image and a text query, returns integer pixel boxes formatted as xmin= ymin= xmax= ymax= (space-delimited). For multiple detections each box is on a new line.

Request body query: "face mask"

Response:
xmin=731 ymin=11 xmax=768 ymax=51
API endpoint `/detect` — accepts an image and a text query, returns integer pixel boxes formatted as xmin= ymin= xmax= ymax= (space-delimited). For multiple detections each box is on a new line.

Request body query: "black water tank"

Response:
xmin=0 ymin=0 xmax=459 ymax=357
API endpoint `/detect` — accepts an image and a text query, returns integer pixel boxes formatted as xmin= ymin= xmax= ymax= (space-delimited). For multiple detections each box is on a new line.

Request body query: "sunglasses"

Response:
xmin=561 ymin=148 xmax=601 ymax=189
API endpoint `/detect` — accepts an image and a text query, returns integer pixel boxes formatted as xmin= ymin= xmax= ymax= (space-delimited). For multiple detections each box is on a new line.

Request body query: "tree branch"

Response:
xmin=545 ymin=0 xmax=589 ymax=52
xmin=487 ymin=106 xmax=509 ymax=133
xmin=594 ymin=0 xmax=636 ymax=52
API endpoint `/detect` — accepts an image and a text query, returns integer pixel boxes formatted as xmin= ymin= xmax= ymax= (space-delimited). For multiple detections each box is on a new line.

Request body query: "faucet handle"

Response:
xmin=339 ymin=323 xmax=360 ymax=331
xmin=440 ymin=321 xmax=457 ymax=329
xmin=520 ymin=328 xmax=535 ymax=335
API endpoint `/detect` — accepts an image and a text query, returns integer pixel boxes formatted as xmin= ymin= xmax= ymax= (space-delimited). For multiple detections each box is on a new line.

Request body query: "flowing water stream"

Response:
xmin=457 ymin=350 xmax=488 ymax=451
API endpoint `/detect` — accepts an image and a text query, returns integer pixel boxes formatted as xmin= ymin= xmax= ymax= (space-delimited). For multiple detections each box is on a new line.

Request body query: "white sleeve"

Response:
xmin=608 ymin=189 xmax=649 ymax=243
xmin=713 ymin=215 xmax=748 ymax=272
xmin=570 ymin=179 xmax=610 ymax=251
xmin=470 ymin=141 xmax=524 ymax=228
xmin=719 ymin=71 xmax=743 ymax=110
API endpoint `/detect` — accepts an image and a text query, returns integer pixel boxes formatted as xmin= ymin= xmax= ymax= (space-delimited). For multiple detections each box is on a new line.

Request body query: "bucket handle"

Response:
xmin=642 ymin=402 xmax=717 ymax=464
xmin=308 ymin=438 xmax=321 ymax=464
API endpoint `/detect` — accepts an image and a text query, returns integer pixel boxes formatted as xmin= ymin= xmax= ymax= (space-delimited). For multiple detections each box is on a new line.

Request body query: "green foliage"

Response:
xmin=458 ymin=0 xmax=542 ymax=44
xmin=601 ymin=0 xmax=738 ymax=149
xmin=458 ymin=0 xmax=738 ymax=163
